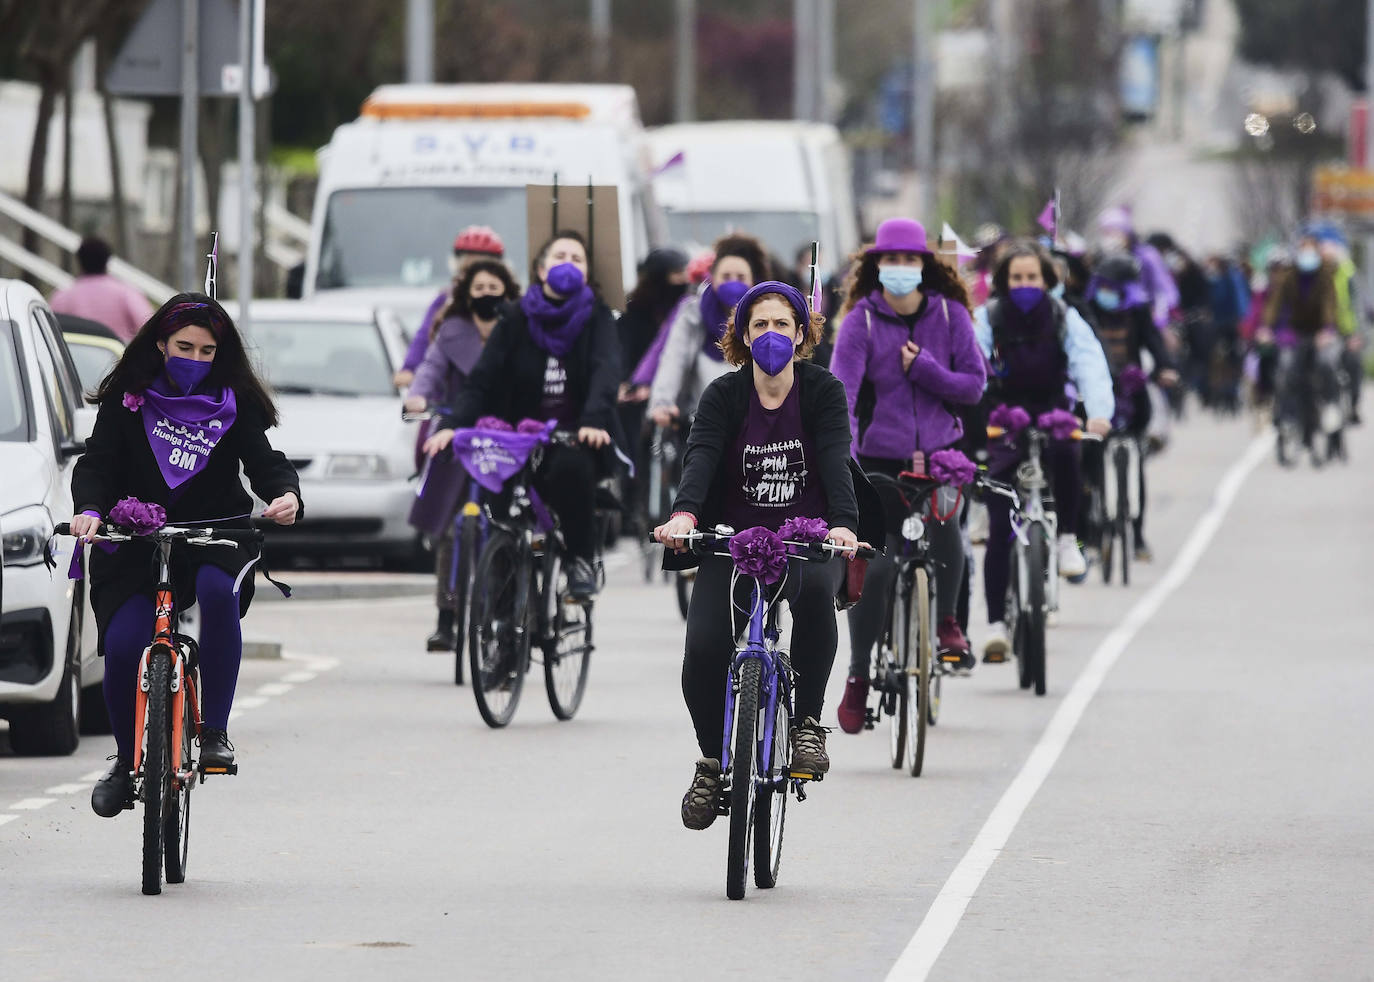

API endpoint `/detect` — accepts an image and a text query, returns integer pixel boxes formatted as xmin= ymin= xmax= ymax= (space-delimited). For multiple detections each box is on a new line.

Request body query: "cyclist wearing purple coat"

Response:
xmin=828 ymin=218 xmax=987 ymax=734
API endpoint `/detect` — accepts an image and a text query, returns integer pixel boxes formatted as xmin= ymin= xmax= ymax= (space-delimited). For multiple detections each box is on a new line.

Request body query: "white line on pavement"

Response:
xmin=44 ymin=784 xmax=89 ymax=795
xmin=10 ymin=798 xmax=56 ymax=811
xmin=281 ymin=671 xmax=317 ymax=683
xmin=0 ymin=814 xmax=16 ymax=827
xmin=885 ymin=433 xmax=1271 ymax=982
xmin=235 ymin=696 xmax=267 ymax=709
xmin=79 ymin=770 xmax=107 ymax=782
xmin=255 ymin=683 xmax=293 ymax=697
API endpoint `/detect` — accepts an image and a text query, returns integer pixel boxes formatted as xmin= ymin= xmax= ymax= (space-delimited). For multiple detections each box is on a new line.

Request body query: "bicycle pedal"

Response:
xmin=787 ymin=770 xmax=823 ymax=782
xmin=198 ymin=763 xmax=238 ymax=776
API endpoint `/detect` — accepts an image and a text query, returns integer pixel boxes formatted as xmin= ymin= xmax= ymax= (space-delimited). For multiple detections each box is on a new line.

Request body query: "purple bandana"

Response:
xmin=697 ymin=281 xmax=749 ymax=361
xmin=452 ymin=421 xmax=553 ymax=493
xmin=138 ymin=376 xmax=238 ymax=489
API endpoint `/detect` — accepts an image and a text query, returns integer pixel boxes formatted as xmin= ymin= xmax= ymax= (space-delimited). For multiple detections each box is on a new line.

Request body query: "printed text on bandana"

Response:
xmin=739 ymin=438 xmax=808 ymax=508
xmin=151 ymin=416 xmax=221 ymax=473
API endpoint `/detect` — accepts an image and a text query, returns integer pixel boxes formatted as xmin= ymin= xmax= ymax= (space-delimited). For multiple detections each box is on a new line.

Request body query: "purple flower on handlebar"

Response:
xmin=1118 ymin=364 xmax=1148 ymax=395
xmin=929 ymin=448 xmax=976 ymax=486
xmin=729 ymin=526 xmax=788 ymax=584
xmin=474 ymin=416 xmax=514 ymax=432
xmin=121 ymin=391 xmax=144 ymax=412
xmin=516 ymin=418 xmax=553 ymax=435
xmin=1036 ymin=408 xmax=1081 ymax=440
xmin=778 ymin=516 xmax=828 ymax=544
xmin=988 ymin=404 xmax=1031 ymax=434
xmin=108 ymin=497 xmax=167 ymax=534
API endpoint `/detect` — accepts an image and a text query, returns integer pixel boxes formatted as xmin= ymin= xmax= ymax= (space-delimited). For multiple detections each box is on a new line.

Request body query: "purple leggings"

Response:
xmin=983 ymin=441 xmax=1081 ymax=625
xmin=102 ymin=564 xmax=242 ymax=761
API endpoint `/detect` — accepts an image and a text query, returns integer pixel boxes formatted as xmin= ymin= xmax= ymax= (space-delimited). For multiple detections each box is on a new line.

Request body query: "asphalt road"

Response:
xmin=3 ymin=412 xmax=1371 ymax=981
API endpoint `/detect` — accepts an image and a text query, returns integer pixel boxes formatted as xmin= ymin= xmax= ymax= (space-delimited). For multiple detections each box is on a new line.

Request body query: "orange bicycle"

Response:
xmin=57 ymin=521 xmax=262 ymax=895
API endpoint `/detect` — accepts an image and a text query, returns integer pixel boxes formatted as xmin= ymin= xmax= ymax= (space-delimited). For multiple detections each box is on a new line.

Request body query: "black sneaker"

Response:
xmin=681 ymin=757 xmax=722 ymax=830
xmin=90 ymin=755 xmax=134 ymax=818
xmin=567 ymin=558 xmax=599 ymax=602
xmin=426 ymin=608 xmax=456 ymax=651
xmin=789 ymin=717 xmax=831 ymax=774
xmin=199 ymin=728 xmax=236 ymax=770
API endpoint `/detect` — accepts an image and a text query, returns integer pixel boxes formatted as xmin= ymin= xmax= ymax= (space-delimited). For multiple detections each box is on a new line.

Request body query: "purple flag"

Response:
xmin=652 ymin=151 xmax=685 ymax=178
xmin=1036 ymin=198 xmax=1056 ymax=236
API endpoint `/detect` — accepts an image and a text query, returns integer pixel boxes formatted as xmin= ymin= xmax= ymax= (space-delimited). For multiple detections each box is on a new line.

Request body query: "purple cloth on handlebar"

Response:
xmin=778 ymin=516 xmax=828 ymax=544
xmin=1118 ymin=364 xmax=1148 ymax=395
xmin=451 ymin=422 xmax=554 ymax=493
xmin=1036 ymin=408 xmax=1081 ymax=441
xmin=108 ymin=497 xmax=167 ymax=534
xmin=929 ymin=448 xmax=976 ymax=486
xmin=988 ymin=404 xmax=1031 ymax=434
xmin=474 ymin=415 xmax=513 ymax=432
xmin=729 ymin=526 xmax=788 ymax=584
xmin=517 ymin=417 xmax=553 ymax=435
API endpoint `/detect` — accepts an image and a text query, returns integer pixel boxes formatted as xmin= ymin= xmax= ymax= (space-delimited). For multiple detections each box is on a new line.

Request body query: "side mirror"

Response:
xmin=74 ymin=405 xmax=98 ymax=441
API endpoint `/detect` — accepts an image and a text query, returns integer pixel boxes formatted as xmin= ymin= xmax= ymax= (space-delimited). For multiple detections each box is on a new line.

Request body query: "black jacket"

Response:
xmin=440 ymin=301 xmax=623 ymax=435
xmin=72 ymin=393 xmax=301 ymax=642
xmin=666 ymin=360 xmax=883 ymax=568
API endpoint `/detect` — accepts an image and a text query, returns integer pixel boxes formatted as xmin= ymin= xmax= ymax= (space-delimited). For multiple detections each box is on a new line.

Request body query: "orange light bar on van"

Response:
xmin=360 ymin=99 xmax=592 ymax=120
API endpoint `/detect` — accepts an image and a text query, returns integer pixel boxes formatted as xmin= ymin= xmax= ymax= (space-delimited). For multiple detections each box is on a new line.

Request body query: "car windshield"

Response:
xmin=67 ymin=340 xmax=120 ymax=393
xmin=316 ymin=187 xmax=528 ymax=291
xmin=0 ymin=321 xmax=29 ymax=442
xmin=665 ymin=210 xmax=821 ymax=264
xmin=244 ymin=318 xmax=395 ymax=397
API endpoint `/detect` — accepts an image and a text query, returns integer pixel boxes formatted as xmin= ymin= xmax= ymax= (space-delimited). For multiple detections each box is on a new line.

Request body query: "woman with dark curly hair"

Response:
xmin=71 ymin=293 xmax=301 ymax=817
xmin=654 ymin=282 xmax=882 ymax=831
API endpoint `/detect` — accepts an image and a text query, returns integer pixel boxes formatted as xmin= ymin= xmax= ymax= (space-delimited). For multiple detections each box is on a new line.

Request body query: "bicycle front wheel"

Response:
xmin=1115 ymin=447 xmax=1132 ymax=588
xmin=163 ymin=663 xmax=195 ymax=884
xmin=142 ymin=648 xmax=172 ymax=896
xmin=544 ymin=587 xmax=592 ymax=721
xmin=889 ymin=577 xmax=909 ymax=770
xmin=905 ymin=568 xmax=931 ymax=777
xmin=453 ymin=515 xmax=479 ymax=686
xmin=752 ymin=679 xmax=788 ymax=889
xmin=469 ymin=531 xmax=528 ymax=728
xmin=1025 ymin=527 xmax=1048 ymax=697
xmin=726 ymin=659 xmax=761 ymax=901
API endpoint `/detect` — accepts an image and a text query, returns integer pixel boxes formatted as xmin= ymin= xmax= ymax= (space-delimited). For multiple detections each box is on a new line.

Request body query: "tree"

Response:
xmin=1233 ymin=0 xmax=1367 ymax=92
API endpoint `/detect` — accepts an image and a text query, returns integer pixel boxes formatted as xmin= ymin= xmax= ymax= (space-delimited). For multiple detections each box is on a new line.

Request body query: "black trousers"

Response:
xmin=681 ymin=553 xmax=844 ymax=758
xmin=535 ymin=444 xmax=598 ymax=563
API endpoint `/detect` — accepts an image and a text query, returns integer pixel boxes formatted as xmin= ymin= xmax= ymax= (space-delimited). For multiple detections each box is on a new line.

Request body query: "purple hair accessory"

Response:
xmin=516 ymin=418 xmax=553 ymax=435
xmin=1037 ymin=409 xmax=1082 ymax=440
xmin=729 ymin=526 xmax=788 ymax=584
xmin=778 ymin=516 xmax=828 ymax=544
xmin=1118 ymin=364 xmax=1148 ymax=395
xmin=929 ymin=448 xmax=976 ymax=486
xmin=474 ymin=416 xmax=514 ymax=432
xmin=108 ymin=497 xmax=167 ymax=535
xmin=988 ymin=404 xmax=1031 ymax=434
xmin=122 ymin=391 xmax=144 ymax=412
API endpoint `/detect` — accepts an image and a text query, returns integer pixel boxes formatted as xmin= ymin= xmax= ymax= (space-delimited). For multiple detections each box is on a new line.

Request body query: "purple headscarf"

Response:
xmin=520 ymin=282 xmax=596 ymax=358
xmin=730 ymin=281 xmax=811 ymax=339
xmin=697 ymin=280 xmax=750 ymax=361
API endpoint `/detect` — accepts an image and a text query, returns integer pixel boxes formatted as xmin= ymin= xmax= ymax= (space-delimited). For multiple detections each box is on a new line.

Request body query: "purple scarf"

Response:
xmin=696 ymin=284 xmax=730 ymax=362
xmin=520 ymin=283 xmax=596 ymax=358
xmin=138 ymin=376 xmax=238 ymax=489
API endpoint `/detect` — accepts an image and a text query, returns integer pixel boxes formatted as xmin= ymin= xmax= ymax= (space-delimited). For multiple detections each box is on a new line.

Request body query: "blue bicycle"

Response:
xmin=657 ymin=526 xmax=874 ymax=900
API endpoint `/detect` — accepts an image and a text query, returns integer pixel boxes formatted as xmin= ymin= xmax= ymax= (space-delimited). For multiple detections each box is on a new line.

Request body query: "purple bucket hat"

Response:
xmin=865 ymin=218 xmax=930 ymax=255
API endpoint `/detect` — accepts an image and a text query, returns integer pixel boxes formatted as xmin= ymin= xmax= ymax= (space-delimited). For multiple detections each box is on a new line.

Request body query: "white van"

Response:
xmin=304 ymin=84 xmax=659 ymax=330
xmin=646 ymin=121 xmax=860 ymax=279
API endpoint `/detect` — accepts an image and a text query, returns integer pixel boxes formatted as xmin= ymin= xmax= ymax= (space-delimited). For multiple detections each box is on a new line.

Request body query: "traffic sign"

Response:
xmin=1311 ymin=167 xmax=1374 ymax=222
xmin=106 ymin=0 xmax=271 ymax=98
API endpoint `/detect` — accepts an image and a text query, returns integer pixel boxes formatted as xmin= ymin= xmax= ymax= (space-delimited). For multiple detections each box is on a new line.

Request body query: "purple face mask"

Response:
xmin=545 ymin=262 xmax=586 ymax=297
xmin=165 ymin=356 xmax=213 ymax=394
xmin=750 ymin=330 xmax=796 ymax=376
xmin=1009 ymin=286 xmax=1046 ymax=314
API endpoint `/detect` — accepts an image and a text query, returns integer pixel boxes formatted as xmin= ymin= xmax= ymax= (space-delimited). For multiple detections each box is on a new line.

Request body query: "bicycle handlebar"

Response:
xmin=986 ymin=424 xmax=1102 ymax=442
xmin=54 ymin=523 xmax=265 ymax=546
xmin=646 ymin=528 xmax=876 ymax=561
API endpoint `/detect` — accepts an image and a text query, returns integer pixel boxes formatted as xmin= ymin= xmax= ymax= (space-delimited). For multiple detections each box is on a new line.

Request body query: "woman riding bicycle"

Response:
xmin=425 ymin=230 xmax=623 ymax=601
xmin=974 ymin=241 xmax=1113 ymax=661
xmin=403 ymin=258 xmax=520 ymax=650
xmin=1082 ymin=251 xmax=1179 ymax=561
xmin=646 ymin=233 xmax=770 ymax=431
xmin=653 ymin=282 xmax=880 ymax=830
xmin=71 ymin=293 xmax=301 ymax=818
xmin=828 ymin=218 xmax=987 ymax=734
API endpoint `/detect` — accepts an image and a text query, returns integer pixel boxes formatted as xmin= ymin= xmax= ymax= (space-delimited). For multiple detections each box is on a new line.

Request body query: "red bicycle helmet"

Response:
xmin=453 ymin=225 xmax=505 ymax=257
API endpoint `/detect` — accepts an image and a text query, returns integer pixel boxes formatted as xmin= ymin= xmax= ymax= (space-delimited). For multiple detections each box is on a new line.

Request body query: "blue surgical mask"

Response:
xmin=1296 ymin=249 xmax=1321 ymax=273
xmin=879 ymin=265 xmax=923 ymax=297
xmin=750 ymin=330 xmax=796 ymax=376
xmin=1095 ymin=288 xmax=1122 ymax=312
xmin=165 ymin=356 xmax=213 ymax=393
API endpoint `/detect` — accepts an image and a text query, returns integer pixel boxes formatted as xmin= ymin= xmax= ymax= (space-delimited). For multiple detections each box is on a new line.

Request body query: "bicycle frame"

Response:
xmin=132 ymin=540 xmax=201 ymax=786
xmin=1012 ymin=429 xmax=1060 ymax=614
xmin=1103 ymin=433 xmax=1142 ymax=523
xmin=720 ymin=581 xmax=791 ymax=786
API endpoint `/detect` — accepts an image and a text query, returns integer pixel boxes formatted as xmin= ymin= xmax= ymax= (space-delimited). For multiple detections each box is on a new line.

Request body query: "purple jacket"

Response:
xmin=406 ymin=316 xmax=486 ymax=408
xmin=829 ymin=290 xmax=986 ymax=459
xmin=402 ymin=290 xmax=450 ymax=372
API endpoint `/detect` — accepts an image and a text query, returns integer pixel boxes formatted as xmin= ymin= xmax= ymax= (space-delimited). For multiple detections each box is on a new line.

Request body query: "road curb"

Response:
xmin=255 ymin=574 xmax=434 ymax=602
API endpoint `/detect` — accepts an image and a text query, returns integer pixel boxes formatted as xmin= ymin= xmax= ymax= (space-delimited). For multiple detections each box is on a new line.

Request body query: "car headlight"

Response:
xmin=325 ymin=454 xmax=390 ymax=479
xmin=2 ymin=504 xmax=53 ymax=567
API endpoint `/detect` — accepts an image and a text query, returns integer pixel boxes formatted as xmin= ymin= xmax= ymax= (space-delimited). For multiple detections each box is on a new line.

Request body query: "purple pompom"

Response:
xmin=516 ymin=418 xmax=553 ymax=435
xmin=122 ymin=391 xmax=144 ymax=412
xmin=729 ymin=526 xmax=788 ymax=584
xmin=988 ymin=404 xmax=1031 ymax=434
xmin=108 ymin=497 xmax=167 ymax=535
xmin=474 ymin=416 xmax=514 ymax=432
xmin=778 ymin=516 xmax=828 ymax=544
xmin=1118 ymin=364 xmax=1148 ymax=395
xmin=1036 ymin=409 xmax=1082 ymax=440
xmin=929 ymin=448 xmax=976 ymax=486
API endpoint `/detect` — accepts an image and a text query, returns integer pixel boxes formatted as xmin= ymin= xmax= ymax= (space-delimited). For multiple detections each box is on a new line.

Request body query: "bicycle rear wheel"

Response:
xmin=544 ymin=578 xmax=592 ymax=721
xmin=469 ymin=532 xmax=528 ymax=728
xmin=753 ymin=679 xmax=788 ymax=889
xmin=452 ymin=514 xmax=479 ymax=686
xmin=142 ymin=648 xmax=172 ymax=896
xmin=926 ymin=586 xmax=942 ymax=727
xmin=1115 ymin=447 xmax=1132 ymax=587
xmin=905 ymin=569 xmax=931 ymax=777
xmin=889 ymin=577 xmax=909 ymax=770
xmin=1025 ymin=528 xmax=1048 ymax=697
xmin=163 ymin=663 xmax=195 ymax=884
xmin=726 ymin=659 xmax=761 ymax=901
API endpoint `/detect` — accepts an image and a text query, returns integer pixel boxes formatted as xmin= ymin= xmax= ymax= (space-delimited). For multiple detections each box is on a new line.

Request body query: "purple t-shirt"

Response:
xmin=722 ymin=382 xmax=826 ymax=532
xmin=538 ymin=355 xmax=574 ymax=426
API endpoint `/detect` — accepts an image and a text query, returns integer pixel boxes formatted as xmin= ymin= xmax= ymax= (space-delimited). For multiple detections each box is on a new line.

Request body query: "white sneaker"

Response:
xmin=982 ymin=621 xmax=1011 ymax=662
xmin=1058 ymin=534 xmax=1087 ymax=579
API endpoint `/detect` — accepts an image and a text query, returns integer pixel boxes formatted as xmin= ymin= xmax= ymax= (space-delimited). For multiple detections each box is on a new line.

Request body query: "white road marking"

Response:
xmin=10 ymin=798 xmax=56 ymax=811
xmin=256 ymin=683 xmax=293 ymax=697
xmin=281 ymin=671 xmax=317 ymax=684
xmin=44 ymin=784 xmax=89 ymax=795
xmin=885 ymin=433 xmax=1270 ymax=982
xmin=236 ymin=696 xmax=267 ymax=709
xmin=0 ymin=814 xmax=17 ymax=827
xmin=79 ymin=769 xmax=107 ymax=782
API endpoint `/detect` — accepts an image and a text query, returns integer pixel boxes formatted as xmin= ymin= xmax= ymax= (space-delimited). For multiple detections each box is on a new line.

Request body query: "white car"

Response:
xmin=0 ymin=280 xmax=101 ymax=755
xmin=230 ymin=300 xmax=423 ymax=564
